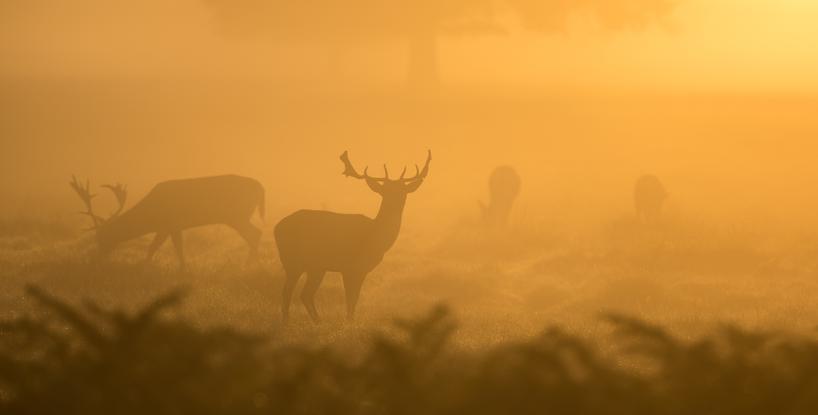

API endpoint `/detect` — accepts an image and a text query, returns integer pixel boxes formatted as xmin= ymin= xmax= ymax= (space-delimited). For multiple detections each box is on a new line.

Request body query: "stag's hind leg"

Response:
xmin=171 ymin=231 xmax=186 ymax=272
xmin=231 ymin=221 xmax=262 ymax=264
xmin=145 ymin=232 xmax=169 ymax=264
xmin=281 ymin=269 xmax=303 ymax=323
xmin=301 ymin=271 xmax=325 ymax=323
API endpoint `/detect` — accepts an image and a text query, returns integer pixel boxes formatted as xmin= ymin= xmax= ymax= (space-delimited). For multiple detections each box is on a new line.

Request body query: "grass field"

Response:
xmin=4 ymin=212 xmax=818 ymax=414
xmin=3 ymin=210 xmax=818 ymax=343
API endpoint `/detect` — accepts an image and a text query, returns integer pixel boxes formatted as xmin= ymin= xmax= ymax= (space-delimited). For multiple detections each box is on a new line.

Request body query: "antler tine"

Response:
xmin=69 ymin=175 xmax=102 ymax=228
xmin=396 ymin=150 xmax=432 ymax=182
xmin=340 ymin=151 xmax=366 ymax=179
xmin=397 ymin=165 xmax=420 ymax=182
xmin=418 ymin=149 xmax=432 ymax=179
xmin=399 ymin=166 xmax=407 ymax=180
xmin=102 ymin=183 xmax=128 ymax=218
xmin=341 ymin=151 xmax=391 ymax=181
xmin=383 ymin=164 xmax=389 ymax=180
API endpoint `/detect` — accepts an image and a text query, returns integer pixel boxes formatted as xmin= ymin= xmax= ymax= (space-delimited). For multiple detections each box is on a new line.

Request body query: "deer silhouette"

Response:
xmin=634 ymin=174 xmax=667 ymax=225
xmin=275 ymin=150 xmax=432 ymax=323
xmin=70 ymin=175 xmax=265 ymax=270
xmin=479 ymin=165 xmax=521 ymax=228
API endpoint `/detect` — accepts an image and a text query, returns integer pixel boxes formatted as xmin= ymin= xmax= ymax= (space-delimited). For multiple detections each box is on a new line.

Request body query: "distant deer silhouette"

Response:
xmin=479 ymin=165 xmax=521 ymax=228
xmin=70 ymin=175 xmax=264 ymax=270
xmin=634 ymin=174 xmax=667 ymax=225
xmin=275 ymin=150 xmax=432 ymax=322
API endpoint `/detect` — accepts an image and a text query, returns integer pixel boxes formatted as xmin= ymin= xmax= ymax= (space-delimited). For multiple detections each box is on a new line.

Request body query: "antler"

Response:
xmin=340 ymin=151 xmax=390 ymax=181
xmin=392 ymin=150 xmax=432 ymax=183
xmin=69 ymin=176 xmax=129 ymax=229
xmin=101 ymin=183 xmax=128 ymax=218
xmin=69 ymin=175 xmax=103 ymax=228
xmin=401 ymin=149 xmax=432 ymax=183
xmin=340 ymin=151 xmax=365 ymax=179
xmin=340 ymin=150 xmax=432 ymax=183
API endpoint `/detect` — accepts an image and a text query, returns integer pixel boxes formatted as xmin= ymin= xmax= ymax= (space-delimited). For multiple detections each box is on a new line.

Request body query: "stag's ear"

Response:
xmin=404 ymin=178 xmax=425 ymax=193
xmin=365 ymin=178 xmax=384 ymax=194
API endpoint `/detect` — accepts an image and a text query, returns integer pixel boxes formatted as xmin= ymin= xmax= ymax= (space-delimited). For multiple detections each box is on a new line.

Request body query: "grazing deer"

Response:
xmin=275 ymin=150 xmax=432 ymax=322
xmin=479 ymin=165 xmax=521 ymax=228
xmin=70 ymin=175 xmax=265 ymax=270
xmin=634 ymin=174 xmax=667 ymax=225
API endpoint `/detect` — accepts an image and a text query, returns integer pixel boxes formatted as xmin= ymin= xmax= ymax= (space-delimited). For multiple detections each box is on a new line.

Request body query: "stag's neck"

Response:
xmin=370 ymin=196 xmax=407 ymax=252
xmin=101 ymin=208 xmax=150 ymax=243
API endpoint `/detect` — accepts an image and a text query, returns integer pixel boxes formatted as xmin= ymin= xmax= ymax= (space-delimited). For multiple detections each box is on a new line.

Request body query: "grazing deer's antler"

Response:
xmin=70 ymin=176 xmax=129 ymax=229
xmin=101 ymin=183 xmax=128 ymax=218
xmin=70 ymin=175 xmax=103 ymax=228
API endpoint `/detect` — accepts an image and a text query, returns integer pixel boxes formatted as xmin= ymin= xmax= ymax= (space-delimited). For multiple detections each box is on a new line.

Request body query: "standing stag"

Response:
xmin=634 ymin=174 xmax=667 ymax=225
xmin=275 ymin=150 xmax=432 ymax=322
xmin=70 ymin=175 xmax=265 ymax=270
xmin=479 ymin=165 xmax=521 ymax=228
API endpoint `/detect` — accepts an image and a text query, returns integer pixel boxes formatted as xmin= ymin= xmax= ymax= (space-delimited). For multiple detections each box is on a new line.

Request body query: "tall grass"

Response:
xmin=3 ymin=286 xmax=818 ymax=415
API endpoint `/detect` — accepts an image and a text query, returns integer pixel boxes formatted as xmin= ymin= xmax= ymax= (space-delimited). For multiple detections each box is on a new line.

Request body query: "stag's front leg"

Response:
xmin=342 ymin=272 xmax=365 ymax=321
xmin=171 ymin=231 xmax=186 ymax=271
xmin=145 ymin=232 xmax=169 ymax=264
xmin=281 ymin=270 xmax=302 ymax=323
xmin=301 ymin=271 xmax=325 ymax=323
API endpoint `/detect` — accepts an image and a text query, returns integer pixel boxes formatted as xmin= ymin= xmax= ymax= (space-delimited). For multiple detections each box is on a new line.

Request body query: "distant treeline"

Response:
xmin=2 ymin=286 xmax=818 ymax=415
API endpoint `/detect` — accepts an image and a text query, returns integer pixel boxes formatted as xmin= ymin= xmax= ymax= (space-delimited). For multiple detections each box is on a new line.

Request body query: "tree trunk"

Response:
xmin=407 ymin=23 xmax=439 ymax=93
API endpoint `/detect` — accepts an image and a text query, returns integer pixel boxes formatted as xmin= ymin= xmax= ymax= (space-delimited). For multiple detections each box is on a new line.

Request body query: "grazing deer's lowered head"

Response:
xmin=275 ymin=150 xmax=432 ymax=322
xmin=69 ymin=175 xmax=128 ymax=256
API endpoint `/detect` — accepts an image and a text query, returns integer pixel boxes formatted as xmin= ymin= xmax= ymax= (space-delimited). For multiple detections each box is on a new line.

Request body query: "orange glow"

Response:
xmin=4 ymin=2 xmax=818 ymax=411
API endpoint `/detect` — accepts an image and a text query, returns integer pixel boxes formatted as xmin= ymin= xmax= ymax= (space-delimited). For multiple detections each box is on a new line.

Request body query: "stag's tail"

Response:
xmin=257 ymin=185 xmax=266 ymax=223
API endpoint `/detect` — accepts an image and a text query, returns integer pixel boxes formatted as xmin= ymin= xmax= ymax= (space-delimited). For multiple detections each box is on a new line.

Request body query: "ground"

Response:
xmin=3 ymin=212 xmax=818 ymax=351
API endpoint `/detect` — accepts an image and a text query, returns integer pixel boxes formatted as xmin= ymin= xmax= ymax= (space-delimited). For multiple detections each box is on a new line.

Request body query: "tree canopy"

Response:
xmin=203 ymin=0 xmax=678 ymax=39
xmin=202 ymin=0 xmax=680 ymax=88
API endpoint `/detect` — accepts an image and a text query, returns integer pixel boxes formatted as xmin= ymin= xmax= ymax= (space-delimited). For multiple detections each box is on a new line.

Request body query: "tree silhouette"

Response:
xmin=203 ymin=0 xmax=679 ymax=89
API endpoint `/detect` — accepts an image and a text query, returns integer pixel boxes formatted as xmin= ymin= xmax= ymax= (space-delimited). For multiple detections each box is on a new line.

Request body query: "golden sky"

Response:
xmin=2 ymin=0 xmax=817 ymax=92
xmin=3 ymin=0 xmax=818 ymax=224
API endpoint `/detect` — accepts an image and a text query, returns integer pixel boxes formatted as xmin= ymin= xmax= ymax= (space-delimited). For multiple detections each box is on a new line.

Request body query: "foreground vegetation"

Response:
xmin=3 ymin=214 xmax=818 ymax=414
xmin=3 ymin=285 xmax=818 ymax=415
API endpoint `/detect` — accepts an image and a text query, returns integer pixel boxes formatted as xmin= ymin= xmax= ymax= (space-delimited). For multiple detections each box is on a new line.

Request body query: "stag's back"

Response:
xmin=275 ymin=210 xmax=375 ymax=273
xmin=128 ymin=175 xmax=264 ymax=230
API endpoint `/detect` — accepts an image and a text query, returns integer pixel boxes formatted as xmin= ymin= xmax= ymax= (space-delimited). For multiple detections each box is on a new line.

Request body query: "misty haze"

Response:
xmin=3 ymin=1 xmax=818 ymax=414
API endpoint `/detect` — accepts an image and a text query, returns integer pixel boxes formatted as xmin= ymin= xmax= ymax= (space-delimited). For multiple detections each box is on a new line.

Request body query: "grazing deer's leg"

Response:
xmin=171 ymin=231 xmax=186 ymax=271
xmin=281 ymin=270 xmax=302 ymax=323
xmin=301 ymin=271 xmax=325 ymax=323
xmin=145 ymin=232 xmax=169 ymax=263
xmin=232 ymin=221 xmax=262 ymax=263
xmin=342 ymin=272 xmax=365 ymax=321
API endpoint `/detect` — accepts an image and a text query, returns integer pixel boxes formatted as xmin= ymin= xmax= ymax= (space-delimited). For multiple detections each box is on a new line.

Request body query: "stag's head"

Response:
xmin=69 ymin=176 xmax=128 ymax=255
xmin=340 ymin=150 xmax=431 ymax=201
